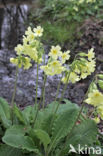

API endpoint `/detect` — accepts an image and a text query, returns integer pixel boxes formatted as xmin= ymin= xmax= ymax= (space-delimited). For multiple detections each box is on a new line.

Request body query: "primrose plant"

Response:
xmin=0 ymin=26 xmax=103 ymax=156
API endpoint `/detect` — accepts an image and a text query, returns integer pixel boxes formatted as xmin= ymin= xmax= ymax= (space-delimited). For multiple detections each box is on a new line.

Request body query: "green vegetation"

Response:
xmin=28 ymin=0 xmax=103 ymax=44
xmin=0 ymin=26 xmax=103 ymax=156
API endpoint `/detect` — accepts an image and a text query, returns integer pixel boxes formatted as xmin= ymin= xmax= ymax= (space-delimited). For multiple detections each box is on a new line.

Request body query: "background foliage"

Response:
xmin=28 ymin=0 xmax=103 ymax=45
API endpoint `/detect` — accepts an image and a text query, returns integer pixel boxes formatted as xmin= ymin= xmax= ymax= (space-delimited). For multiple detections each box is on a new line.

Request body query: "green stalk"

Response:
xmin=51 ymin=75 xmax=63 ymax=113
xmin=35 ymin=62 xmax=39 ymax=109
xmin=55 ymin=77 xmax=62 ymax=102
xmin=11 ymin=66 xmax=18 ymax=124
xmin=46 ymin=72 xmax=71 ymax=155
xmin=32 ymin=61 xmax=39 ymax=127
xmin=38 ymin=53 xmax=47 ymax=109
xmin=54 ymin=71 xmax=71 ymax=115
xmin=42 ymin=75 xmax=47 ymax=109
xmin=33 ymin=77 xmax=46 ymax=127
xmin=42 ymin=53 xmax=47 ymax=109
xmin=32 ymin=103 xmax=40 ymax=128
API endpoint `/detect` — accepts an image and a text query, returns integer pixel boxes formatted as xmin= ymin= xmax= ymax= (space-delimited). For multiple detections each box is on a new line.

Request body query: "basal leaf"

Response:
xmin=49 ymin=108 xmax=79 ymax=152
xmin=2 ymin=125 xmax=41 ymax=155
xmin=0 ymin=97 xmax=11 ymax=128
xmin=34 ymin=129 xmax=51 ymax=151
xmin=14 ymin=105 xmax=27 ymax=125
xmin=0 ymin=144 xmax=23 ymax=156
xmin=59 ymin=119 xmax=98 ymax=156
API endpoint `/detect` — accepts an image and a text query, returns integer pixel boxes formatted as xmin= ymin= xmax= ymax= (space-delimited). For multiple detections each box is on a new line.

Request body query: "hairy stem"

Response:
xmin=55 ymin=77 xmax=61 ymax=101
xmin=35 ymin=62 xmax=39 ymax=109
xmin=32 ymin=62 xmax=40 ymax=127
xmin=11 ymin=66 xmax=18 ymax=124
xmin=42 ymin=75 xmax=47 ymax=109
xmin=47 ymin=72 xmax=71 ymax=155
xmin=54 ymin=72 xmax=71 ymax=115
xmin=42 ymin=53 xmax=47 ymax=109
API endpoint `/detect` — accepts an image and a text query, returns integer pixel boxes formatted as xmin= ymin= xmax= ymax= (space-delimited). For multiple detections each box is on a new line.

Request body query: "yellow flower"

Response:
xmin=41 ymin=60 xmax=65 ymax=76
xmin=10 ymin=56 xmax=32 ymax=69
xmin=93 ymin=117 xmax=100 ymax=124
xmin=62 ymin=72 xmax=80 ymax=84
xmin=50 ymin=61 xmax=65 ymax=75
xmin=97 ymin=106 xmax=103 ymax=120
xmin=33 ymin=26 xmax=43 ymax=37
xmin=62 ymin=76 xmax=68 ymax=83
xmin=10 ymin=57 xmax=22 ymax=68
xmin=15 ymin=44 xmax=23 ymax=55
xmin=86 ymin=60 xmax=96 ymax=74
xmin=80 ymin=72 xmax=88 ymax=79
xmin=50 ymin=60 xmax=61 ymax=68
xmin=25 ymin=27 xmax=35 ymax=42
xmin=23 ymin=35 xmax=28 ymax=45
xmin=23 ymin=57 xmax=32 ymax=69
xmin=69 ymin=72 xmax=80 ymax=83
xmin=61 ymin=50 xmax=70 ymax=63
xmin=25 ymin=27 xmax=33 ymax=36
xmin=10 ymin=58 xmax=18 ymax=65
xmin=49 ymin=45 xmax=62 ymax=60
xmin=41 ymin=65 xmax=51 ymax=75
xmin=87 ymin=48 xmax=95 ymax=61
xmin=74 ymin=66 xmax=81 ymax=74
xmin=97 ymin=106 xmax=103 ymax=112
xmin=23 ymin=44 xmax=39 ymax=62
xmin=85 ymin=90 xmax=103 ymax=107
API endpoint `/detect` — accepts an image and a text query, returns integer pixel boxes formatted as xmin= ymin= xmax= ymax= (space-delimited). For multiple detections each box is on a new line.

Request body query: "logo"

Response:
xmin=69 ymin=144 xmax=101 ymax=155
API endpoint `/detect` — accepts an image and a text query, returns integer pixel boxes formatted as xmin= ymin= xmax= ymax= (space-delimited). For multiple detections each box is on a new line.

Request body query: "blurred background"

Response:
xmin=0 ymin=0 xmax=103 ymax=108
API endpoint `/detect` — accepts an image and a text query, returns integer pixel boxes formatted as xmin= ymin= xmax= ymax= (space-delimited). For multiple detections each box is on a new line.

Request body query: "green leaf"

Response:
xmin=37 ymin=100 xmax=79 ymax=134
xmin=67 ymin=120 xmax=97 ymax=146
xmin=14 ymin=105 xmax=26 ymax=125
xmin=3 ymin=125 xmax=28 ymax=135
xmin=0 ymin=97 xmax=11 ymax=128
xmin=60 ymin=119 xmax=98 ymax=156
xmin=2 ymin=125 xmax=41 ymax=155
xmin=22 ymin=106 xmax=33 ymax=125
xmin=3 ymin=135 xmax=34 ymax=151
xmin=49 ymin=108 xmax=79 ymax=151
xmin=34 ymin=129 xmax=51 ymax=151
xmin=0 ymin=144 xmax=24 ymax=156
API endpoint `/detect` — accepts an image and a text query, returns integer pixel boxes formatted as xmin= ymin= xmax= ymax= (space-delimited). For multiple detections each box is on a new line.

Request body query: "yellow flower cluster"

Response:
xmin=85 ymin=89 xmax=103 ymax=122
xmin=10 ymin=26 xmax=44 ymax=69
xmin=85 ymin=75 xmax=103 ymax=122
xmin=10 ymin=56 xmax=32 ymax=69
xmin=62 ymin=48 xmax=96 ymax=84
xmin=41 ymin=45 xmax=70 ymax=76
xmin=85 ymin=90 xmax=103 ymax=107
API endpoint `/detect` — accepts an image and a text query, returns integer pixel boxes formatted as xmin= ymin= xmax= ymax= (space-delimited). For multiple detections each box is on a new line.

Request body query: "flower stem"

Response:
xmin=54 ymin=72 xmax=71 ymax=115
xmin=55 ymin=77 xmax=62 ymax=101
xmin=42 ymin=75 xmax=47 ymax=109
xmin=35 ymin=62 xmax=39 ymax=109
xmin=11 ymin=66 xmax=18 ymax=124
xmin=47 ymin=73 xmax=71 ymax=155
xmin=42 ymin=53 xmax=47 ymax=109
